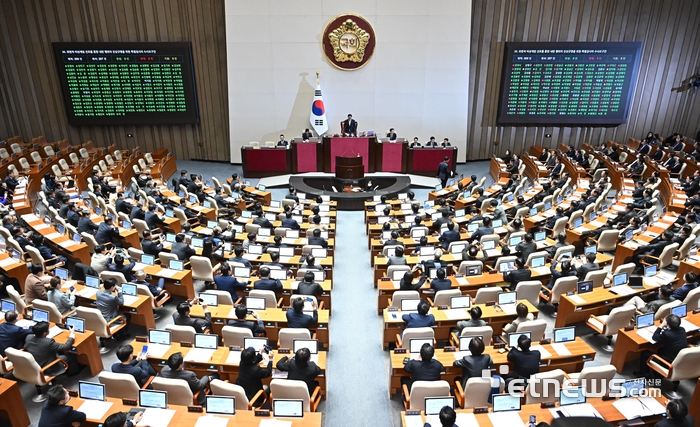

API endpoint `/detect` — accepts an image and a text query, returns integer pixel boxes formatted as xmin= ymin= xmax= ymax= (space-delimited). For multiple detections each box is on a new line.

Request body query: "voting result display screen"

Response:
xmin=52 ymin=42 xmax=199 ymax=125
xmin=497 ymin=42 xmax=642 ymax=125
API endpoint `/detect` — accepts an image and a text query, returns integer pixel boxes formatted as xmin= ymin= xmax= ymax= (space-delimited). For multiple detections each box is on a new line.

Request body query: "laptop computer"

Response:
xmin=269 ymin=269 xmax=287 ymax=280
xmin=148 ymin=329 xmax=172 ymax=345
xmin=272 ymin=399 xmax=303 ymax=418
xmin=293 ymin=339 xmax=318 ymax=355
xmin=636 ymin=313 xmax=654 ymax=329
xmin=121 ymin=283 xmax=138 ymax=296
xmin=32 ymin=309 xmax=49 ymax=323
xmin=553 ymin=327 xmax=575 ymax=343
xmin=459 ymin=335 xmax=482 ymax=351
xmin=577 ymin=281 xmax=593 ymax=294
xmin=243 ymin=337 xmax=268 ymax=353
xmin=0 ymin=300 xmax=15 ymax=314
xmin=246 ymin=297 xmax=266 ymax=311
xmin=141 ymin=254 xmax=155 ymax=266
xmin=169 ymin=260 xmax=184 ymax=271
xmin=205 ymin=396 xmax=235 ymax=415
xmin=672 ymin=304 xmax=687 ymax=318
xmin=55 ymin=267 xmax=68 ymax=281
xmin=194 ymin=333 xmax=218 ymax=349
xmin=498 ymin=292 xmax=517 ymax=305
xmin=534 ymin=231 xmax=546 ymax=242
xmin=612 ymin=273 xmax=628 ymax=286
xmin=644 ymin=265 xmax=657 ymax=277
xmin=409 ymin=338 xmax=433 ymax=354
xmin=619 ymin=378 xmax=646 ymax=397
xmin=139 ymin=389 xmax=168 ymax=409
xmin=401 ymin=299 xmax=420 ymax=312
xmin=425 ymin=397 xmax=455 ymax=415
xmin=492 ymin=393 xmax=521 ymax=412
xmin=508 ymin=332 xmax=531 ymax=348
xmin=465 ymin=265 xmax=482 ymax=277
xmin=450 ymin=296 xmax=471 ymax=309
xmin=198 ymin=292 xmax=218 ymax=307
xmin=79 ymin=382 xmax=105 ymax=401
xmin=628 ymin=276 xmax=645 ymax=289
xmin=560 ymin=386 xmax=586 ymax=406
xmin=66 ymin=317 xmax=85 ymax=333
xmin=531 ymin=256 xmax=546 ymax=268
xmin=234 ymin=267 xmax=251 ymax=278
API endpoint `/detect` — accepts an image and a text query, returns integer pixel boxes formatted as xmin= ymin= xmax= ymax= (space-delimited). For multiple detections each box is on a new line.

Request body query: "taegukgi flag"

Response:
xmin=309 ymin=72 xmax=328 ymax=136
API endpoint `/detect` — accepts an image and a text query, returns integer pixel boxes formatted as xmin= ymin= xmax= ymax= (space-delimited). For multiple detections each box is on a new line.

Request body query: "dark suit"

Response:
xmin=276 ymin=357 xmax=321 ymax=394
xmin=307 ymin=236 xmax=328 ymax=247
xmin=281 ymin=218 xmax=300 ymax=230
xmin=286 ymin=309 xmax=318 ymax=328
xmin=24 ymin=334 xmax=75 ymax=368
xmin=130 ymin=206 xmax=146 ymax=222
xmin=470 ymin=226 xmax=494 ymax=243
xmin=277 ymin=140 xmax=288 ymax=147
xmin=342 ymin=119 xmax=357 ymax=135
xmin=66 ymin=210 xmax=80 ymax=227
xmin=400 ymin=276 xmax=426 ymax=291
xmin=507 ymin=347 xmax=541 ymax=380
xmin=38 ymin=402 xmax=86 ymax=427
xmin=387 ymin=132 xmax=397 ymax=140
xmin=111 ymin=359 xmax=157 ymax=387
xmin=503 ymin=268 xmax=532 ymax=291
xmin=253 ymin=217 xmax=273 ymax=229
xmin=638 ymin=144 xmax=651 ymax=155
xmin=141 ymin=238 xmax=163 ymax=256
xmin=515 ymin=241 xmax=537 ymax=261
xmin=172 ymin=311 xmax=211 ymax=333
xmin=403 ymin=358 xmax=444 ymax=389
xmin=298 ymin=281 xmax=324 ymax=297
xmin=0 ymin=322 xmax=32 ymax=356
xmin=159 ymin=365 xmax=210 ymax=404
xmin=577 ymin=262 xmax=600 ymax=281
xmin=171 ymin=242 xmax=195 ymax=260
xmin=145 ymin=211 xmax=165 ymax=230
xmin=253 ymin=278 xmax=282 ymax=292
xmin=116 ymin=198 xmax=133 ymax=215
xmin=439 ymin=230 xmax=460 ymax=249
xmin=640 ymin=326 xmax=688 ymax=374
xmin=214 ymin=275 xmax=246 ymax=299
xmin=436 ymin=161 xmax=451 ymax=188
xmin=236 ymin=354 xmax=272 ymax=400
xmin=228 ymin=318 xmax=265 ymax=336
xmin=453 ymin=354 xmax=493 ymax=389
xmin=77 ymin=217 xmax=99 ymax=234
xmin=301 ymin=132 xmax=313 ymax=141
xmin=654 ymin=415 xmax=695 ymax=427
xmin=402 ymin=312 xmax=436 ymax=329
xmin=634 ymin=239 xmax=673 ymax=267
xmin=95 ymin=222 xmax=119 ymax=245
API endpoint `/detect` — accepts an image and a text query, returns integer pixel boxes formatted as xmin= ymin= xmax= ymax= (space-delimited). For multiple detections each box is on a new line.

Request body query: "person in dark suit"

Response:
xmin=144 ymin=204 xmax=166 ymax=230
xmin=95 ymin=216 xmax=120 ymax=246
xmin=438 ymin=222 xmax=460 ymax=250
xmin=37 ymin=385 xmax=86 ymax=427
xmin=402 ymin=343 xmax=444 ymax=390
xmin=4 ymin=169 xmax=19 ymax=192
xmin=576 ymin=252 xmax=600 ymax=280
xmin=503 ymin=258 xmax=532 ymax=291
xmin=506 ymin=155 xmax=520 ymax=175
xmin=230 ymin=246 xmax=253 ymax=269
xmin=515 ymin=233 xmax=537 ymax=261
xmin=277 ymin=134 xmax=288 ymax=147
xmin=140 ymin=230 xmax=163 ymax=256
xmin=228 ymin=305 xmax=265 ymax=336
xmin=386 ymin=128 xmax=397 ymax=141
xmin=253 ymin=267 xmax=282 ymax=291
xmin=425 ymin=136 xmax=438 ymax=147
xmin=400 ymin=270 xmax=427 ymax=291
xmin=672 ymin=272 xmax=699 ymax=301
xmin=159 ymin=352 xmax=214 ymax=405
xmin=402 ymin=300 xmax=436 ymax=329
xmin=286 ymin=298 xmax=318 ymax=328
xmin=431 ymin=210 xmax=453 ymax=233
xmin=342 ymin=114 xmax=357 ymax=136
xmin=171 ymin=233 xmax=196 ymax=260
xmin=107 ymin=253 xmax=137 ymax=282
xmin=173 ymin=301 xmax=211 ymax=333
xmin=441 ymin=138 xmax=451 ymax=147
xmin=301 ymin=129 xmax=313 ymax=141
xmin=672 ymin=135 xmax=685 ymax=152
xmin=436 ymin=156 xmax=452 ymax=188
xmin=632 ymin=230 xmax=674 ymax=273
xmin=308 ymin=228 xmax=328 ymax=247
xmin=470 ymin=216 xmax=494 ymax=243
xmin=297 ymin=271 xmax=324 ymax=297
xmin=77 ymin=209 xmax=99 ymax=234
xmin=213 ymin=263 xmax=247 ymax=299
xmin=635 ymin=314 xmax=687 ymax=377
xmin=130 ymin=203 xmax=146 ymax=222
xmin=545 ymin=259 xmax=578 ymax=290
xmin=430 ymin=268 xmax=452 ymax=292
xmin=0 ymin=310 xmax=32 ymax=356
xmin=655 ymin=399 xmax=694 ymax=427
xmin=115 ymin=192 xmax=133 ymax=216
xmin=276 ymin=347 xmax=322 ymax=394
xmin=33 ymin=234 xmax=67 ymax=266
xmin=285 ymin=186 xmax=300 ymax=203
xmin=252 ymin=210 xmax=273 ymax=229
xmin=638 ymin=141 xmax=651 ymax=155
xmin=236 ymin=346 xmax=272 ymax=404
xmin=281 ymin=211 xmax=301 ymax=230
xmin=410 ymin=137 xmax=422 ymax=148
xmin=112 ymin=344 xmax=157 ymax=388
xmin=423 ymin=407 xmax=457 ymax=427
xmin=506 ymin=335 xmax=541 ymax=391
xmin=453 ymin=337 xmax=493 ymax=390
xmin=24 ymin=321 xmax=76 ymax=375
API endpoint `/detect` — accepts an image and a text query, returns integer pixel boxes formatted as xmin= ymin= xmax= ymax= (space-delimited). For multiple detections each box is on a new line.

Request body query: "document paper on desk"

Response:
xmin=680 ymin=319 xmax=699 ymax=332
xmin=488 ymin=411 xmax=525 ymax=427
xmin=404 ymin=415 xmax=424 ymax=427
xmin=47 ymin=326 xmax=63 ymax=339
xmin=122 ymin=295 xmax=140 ymax=306
xmin=443 ymin=309 xmax=467 ymax=320
xmin=184 ymin=348 xmax=216 ymax=363
xmin=194 ymin=415 xmax=229 ymax=427
xmin=226 ymin=351 xmax=242 ymax=364
xmin=455 ymin=277 xmax=469 ymax=286
xmin=567 ymin=294 xmax=586 ymax=305
xmin=77 ymin=400 xmax=114 ymax=420
xmin=145 ymin=343 xmax=171 ymax=358
xmin=157 ymin=268 xmax=177 ymax=278
xmin=0 ymin=258 xmax=18 ymax=268
xmin=613 ymin=397 xmax=666 ymax=420
xmin=530 ymin=345 xmax=551 ymax=359
xmin=136 ymin=408 xmax=176 ymax=427
xmin=636 ymin=327 xmax=657 ymax=343
xmin=258 ymin=419 xmax=292 ymax=427
xmin=500 ymin=304 xmax=518 ymax=315
xmin=551 ymin=342 xmax=572 ymax=356
xmin=455 ymin=413 xmax=479 ymax=427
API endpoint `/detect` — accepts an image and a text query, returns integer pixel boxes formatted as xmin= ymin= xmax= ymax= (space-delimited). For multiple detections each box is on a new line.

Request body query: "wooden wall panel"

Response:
xmin=0 ymin=0 xmax=229 ymax=161
xmin=469 ymin=0 xmax=700 ymax=160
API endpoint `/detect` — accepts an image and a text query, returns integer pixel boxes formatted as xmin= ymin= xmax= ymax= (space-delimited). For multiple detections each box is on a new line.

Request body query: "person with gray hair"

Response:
xmin=132 ymin=269 xmax=168 ymax=300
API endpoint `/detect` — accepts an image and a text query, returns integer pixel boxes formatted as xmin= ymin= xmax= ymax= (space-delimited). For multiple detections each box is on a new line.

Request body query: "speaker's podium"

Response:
xmin=335 ymin=155 xmax=364 ymax=180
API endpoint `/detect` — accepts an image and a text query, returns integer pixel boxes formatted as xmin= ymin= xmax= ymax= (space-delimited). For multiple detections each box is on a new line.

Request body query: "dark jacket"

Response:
xmin=141 ymin=238 xmax=164 ymax=256
xmin=281 ymin=218 xmax=301 ymax=230
xmin=453 ymin=354 xmax=493 ymax=389
xmin=77 ymin=217 xmax=99 ymax=234
xmin=159 ymin=365 xmax=210 ymax=404
xmin=286 ymin=309 xmax=318 ymax=328
xmin=297 ymin=281 xmax=324 ymax=297
xmin=507 ymin=347 xmax=541 ymax=379
xmin=400 ymin=276 xmax=427 ymax=291
xmin=653 ymin=326 xmax=688 ymax=362
xmin=253 ymin=278 xmax=283 ymax=292
xmin=402 ymin=312 xmax=436 ymax=329
xmin=95 ymin=222 xmax=120 ymax=245
xmin=228 ymin=318 xmax=265 ymax=336
xmin=236 ymin=354 xmax=272 ymax=400
xmin=38 ymin=402 xmax=86 ymax=427
xmin=171 ymin=242 xmax=195 ymax=260
xmin=111 ymin=359 xmax=154 ymax=387
xmin=0 ymin=321 xmax=32 ymax=356
xmin=276 ymin=357 xmax=321 ymax=394
xmin=404 ymin=358 xmax=444 ymax=383
xmin=24 ymin=334 xmax=75 ymax=368
xmin=172 ymin=311 xmax=211 ymax=333
xmin=145 ymin=211 xmax=165 ymax=230
xmin=430 ymin=278 xmax=453 ymax=292
xmin=503 ymin=268 xmax=532 ymax=291
xmin=515 ymin=241 xmax=538 ymax=261
xmin=214 ymin=275 xmax=246 ymax=298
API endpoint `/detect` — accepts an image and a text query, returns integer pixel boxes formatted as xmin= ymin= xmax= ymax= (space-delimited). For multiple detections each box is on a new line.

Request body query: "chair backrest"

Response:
xmin=474 ymin=287 xmax=502 ymax=304
xmin=5 ymin=348 xmax=46 ymax=385
xmin=391 ymin=291 xmax=420 ymax=308
xmin=128 ymin=247 xmax=144 ymax=260
xmin=667 ymin=347 xmax=700 ymax=381
xmin=132 ymin=219 xmax=149 ymax=238
xmin=457 ymin=260 xmax=483 ymax=275
xmin=159 ymin=251 xmax=178 ymax=266
xmin=113 ymin=150 xmax=123 ymax=161
xmin=584 ymin=270 xmax=608 ymax=289
xmin=79 ymin=147 xmax=89 ymax=159
xmin=463 ymin=377 xmax=497 ymax=408
xmin=81 ymin=232 xmax=98 ymax=254
xmin=6 ymin=286 xmax=27 ymax=314
xmin=25 ymin=245 xmax=45 ymax=266
xmin=105 ymin=154 xmax=114 ymax=166
xmin=173 ymin=208 xmax=189 ymax=226
xmin=433 ymin=290 xmax=461 ymax=306
xmin=245 ymin=223 xmax=261 ymax=234
xmin=550 ymin=217 xmax=568 ymax=236
xmin=278 ymin=328 xmax=312 ymax=349
xmin=552 ymin=245 xmax=576 ymax=261
xmin=151 ymin=377 xmax=194 ymax=406
xmin=683 ymin=286 xmax=700 ymax=311
xmin=165 ymin=324 xmax=197 ymax=343
xmin=602 ymin=305 xmax=636 ymax=335
xmin=459 ymin=326 xmax=493 ymax=345
xmin=657 ymin=243 xmax=680 ymax=269
xmin=526 ymin=369 xmax=565 ymax=404
xmin=576 ymin=365 xmax=616 ymax=397
xmin=32 ymin=299 xmax=64 ymax=324
xmin=221 ymin=326 xmax=253 ymax=347
xmin=248 ymin=290 xmax=278 ymax=309
xmin=59 ymin=158 xmax=70 ymax=172
xmin=98 ymin=371 xmax=141 ymax=399
xmin=492 ymin=256 xmax=517 ymax=272
xmin=264 ymin=141 xmax=275 ymax=147
xmin=386 ymin=265 xmax=411 ymax=279
xmin=209 ymin=379 xmax=250 ymax=410
xmin=31 ymin=151 xmax=42 ymax=163
xmin=613 ymin=262 xmax=636 ymax=277
xmin=514 ymin=281 xmax=541 ymax=306
xmin=271 ymin=379 xmax=312 ymax=411
xmin=400 ymin=325 xmax=434 ymax=344
xmin=138 ymin=158 xmax=148 ymax=170
xmin=0 ymin=148 xmax=8 ymax=159
xmin=515 ymin=319 xmax=547 ymax=341
xmin=100 ymin=271 xmax=127 ymax=285
xmin=596 ymin=230 xmax=620 ymax=252
xmin=52 ymin=164 xmax=62 ymax=177
xmin=550 ymin=276 xmax=579 ymax=304
xmin=77 ymin=306 xmax=111 ymax=338
xmin=407 ymin=380 xmax=450 ymax=411
xmin=568 ymin=210 xmax=583 ymax=227
xmin=526 ymin=251 xmax=549 ymax=267
xmin=69 ymin=152 xmax=80 ymax=164
xmin=206 ymin=290 xmax=234 ymax=306
xmin=190 ymin=256 xmax=214 ymax=282
xmin=135 ymin=284 xmax=157 ymax=310
xmin=676 ymin=236 xmax=695 ymax=260
xmin=655 ymin=299 xmax=682 ymax=321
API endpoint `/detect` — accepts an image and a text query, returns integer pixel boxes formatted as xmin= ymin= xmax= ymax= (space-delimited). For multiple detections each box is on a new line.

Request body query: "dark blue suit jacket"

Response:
xmin=214 ymin=275 xmax=246 ymax=297
xmin=281 ymin=218 xmax=300 ymax=230
xmin=437 ymin=161 xmax=450 ymax=180
xmin=95 ymin=222 xmax=119 ymax=244
xmin=402 ymin=313 xmax=436 ymax=329
xmin=254 ymin=278 xmax=282 ymax=291
xmin=286 ymin=309 xmax=318 ymax=328
xmin=0 ymin=322 xmax=32 ymax=356
xmin=38 ymin=402 xmax=86 ymax=427
xmin=111 ymin=359 xmax=152 ymax=387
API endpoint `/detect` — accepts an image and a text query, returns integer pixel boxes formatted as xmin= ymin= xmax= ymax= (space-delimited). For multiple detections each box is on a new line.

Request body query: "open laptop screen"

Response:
xmin=139 ymin=390 xmax=167 ymax=409
xmin=553 ymin=327 xmax=575 ymax=343
xmin=272 ymin=399 xmax=303 ymax=418
xmin=79 ymin=382 xmax=105 ymax=401
xmin=425 ymin=397 xmax=455 ymax=415
xmin=492 ymin=393 xmax=521 ymax=412
xmin=409 ymin=338 xmax=432 ymax=354
xmin=206 ymin=396 xmax=235 ymax=415
xmin=148 ymin=329 xmax=172 ymax=345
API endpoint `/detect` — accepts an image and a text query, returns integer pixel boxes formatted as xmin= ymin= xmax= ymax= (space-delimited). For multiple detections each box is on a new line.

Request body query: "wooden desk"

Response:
xmin=189 ymin=306 xmax=330 ymax=350
xmin=54 ymin=328 xmax=104 ymax=376
xmin=239 ymin=279 xmax=333 ymax=312
xmin=129 ymin=340 xmax=327 ymax=397
xmin=68 ymin=281 xmax=157 ymax=330
xmin=0 ymin=379 xmax=30 ymax=427
xmin=0 ymin=252 xmax=29 ymax=292
xmin=610 ymin=311 xmax=700 ymax=373
xmin=73 ymin=396 xmax=323 ymax=427
xmin=381 ymin=300 xmax=539 ymax=349
xmin=554 ymin=277 xmax=672 ymax=329
xmin=143 ymin=265 xmax=195 ymax=300
xmin=401 ymin=396 xmax=665 ymax=427
xmin=21 ymin=214 xmax=91 ymax=265
xmin=389 ymin=337 xmax=595 ymax=396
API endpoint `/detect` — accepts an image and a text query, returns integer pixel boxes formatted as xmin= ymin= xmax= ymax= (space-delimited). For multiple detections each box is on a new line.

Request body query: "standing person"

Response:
xmin=436 ymin=156 xmax=452 ymax=188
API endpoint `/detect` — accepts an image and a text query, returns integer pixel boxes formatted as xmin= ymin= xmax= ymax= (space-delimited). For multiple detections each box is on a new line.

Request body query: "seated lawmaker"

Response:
xmin=286 ymin=298 xmax=318 ymax=328
xmin=277 ymin=134 xmax=288 ymax=148
xmin=342 ymin=114 xmax=357 ymax=136
xmin=276 ymin=347 xmax=321 ymax=394
xmin=635 ymin=314 xmax=687 ymax=377
xmin=159 ymin=352 xmax=214 ymax=405
xmin=112 ymin=344 xmax=157 ymax=388
xmin=506 ymin=334 xmax=541 ymax=391
xmin=228 ymin=304 xmax=265 ymax=336
xmin=236 ymin=347 xmax=272 ymax=405
xmin=38 ymin=385 xmax=86 ymax=427
xmin=253 ymin=267 xmax=282 ymax=291
xmin=173 ymin=301 xmax=211 ymax=333
xmin=402 ymin=300 xmax=435 ymax=329
xmin=0 ymin=310 xmax=32 ymax=356
xmin=453 ymin=337 xmax=492 ymax=390
xmin=656 ymin=399 xmax=694 ymax=427
xmin=402 ymin=343 xmax=444 ymax=390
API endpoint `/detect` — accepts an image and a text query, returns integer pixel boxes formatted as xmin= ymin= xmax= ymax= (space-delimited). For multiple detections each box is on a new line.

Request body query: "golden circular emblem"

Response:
xmin=323 ymin=14 xmax=376 ymax=70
